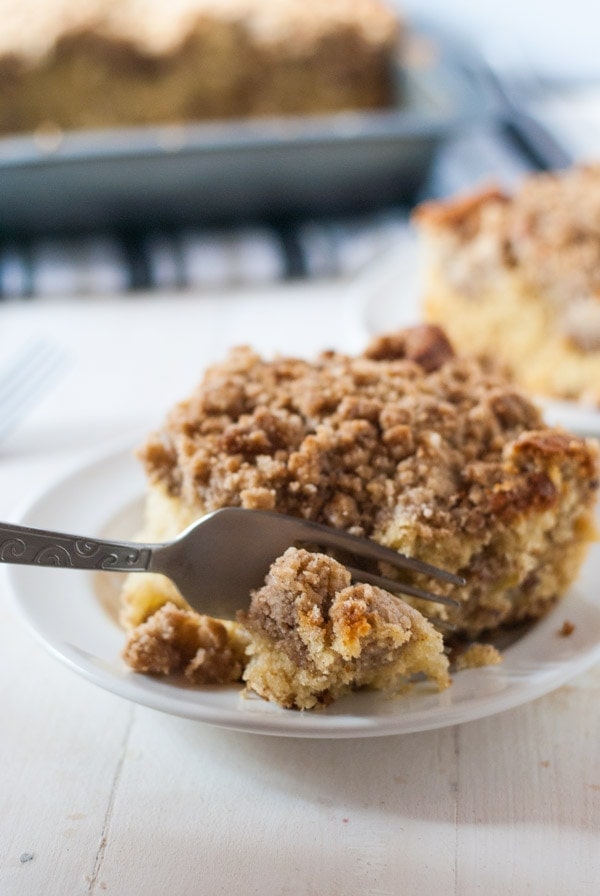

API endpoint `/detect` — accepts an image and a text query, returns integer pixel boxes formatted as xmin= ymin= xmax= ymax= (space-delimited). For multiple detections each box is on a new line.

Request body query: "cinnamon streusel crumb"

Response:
xmin=123 ymin=602 xmax=247 ymax=684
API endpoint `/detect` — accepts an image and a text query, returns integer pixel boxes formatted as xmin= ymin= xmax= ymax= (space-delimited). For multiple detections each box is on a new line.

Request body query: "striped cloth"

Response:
xmin=1 ymin=103 xmax=582 ymax=300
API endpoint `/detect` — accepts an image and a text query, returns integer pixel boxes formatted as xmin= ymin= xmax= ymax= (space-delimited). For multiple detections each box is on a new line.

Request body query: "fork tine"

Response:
xmin=0 ymin=339 xmax=51 ymax=396
xmin=0 ymin=339 xmax=68 ymax=442
xmin=345 ymin=564 xmax=460 ymax=607
xmin=294 ymin=519 xmax=465 ymax=587
xmin=0 ymin=339 xmax=63 ymax=401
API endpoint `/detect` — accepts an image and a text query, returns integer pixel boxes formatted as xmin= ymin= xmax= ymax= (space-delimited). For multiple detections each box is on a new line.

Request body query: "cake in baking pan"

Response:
xmin=0 ymin=0 xmax=402 ymax=135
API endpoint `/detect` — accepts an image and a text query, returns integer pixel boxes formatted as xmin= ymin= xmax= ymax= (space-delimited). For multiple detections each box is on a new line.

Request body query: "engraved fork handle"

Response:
xmin=0 ymin=522 xmax=152 ymax=572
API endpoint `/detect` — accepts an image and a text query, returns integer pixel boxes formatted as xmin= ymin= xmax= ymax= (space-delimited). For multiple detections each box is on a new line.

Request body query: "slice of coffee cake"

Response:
xmin=119 ymin=325 xmax=598 ymax=708
xmin=414 ymin=166 xmax=600 ymax=405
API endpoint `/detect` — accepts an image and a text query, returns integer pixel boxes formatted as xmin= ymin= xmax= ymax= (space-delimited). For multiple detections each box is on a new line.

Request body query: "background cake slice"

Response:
xmin=413 ymin=166 xmax=600 ymax=406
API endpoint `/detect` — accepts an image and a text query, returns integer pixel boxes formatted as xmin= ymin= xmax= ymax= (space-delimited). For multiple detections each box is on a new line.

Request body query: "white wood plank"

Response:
xmin=0 ymin=606 xmax=133 ymax=896
xmin=455 ymin=665 xmax=600 ymax=895
xmin=94 ymin=710 xmax=460 ymax=895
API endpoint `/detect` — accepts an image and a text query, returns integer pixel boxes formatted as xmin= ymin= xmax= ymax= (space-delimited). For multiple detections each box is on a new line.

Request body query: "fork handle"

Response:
xmin=0 ymin=522 xmax=152 ymax=572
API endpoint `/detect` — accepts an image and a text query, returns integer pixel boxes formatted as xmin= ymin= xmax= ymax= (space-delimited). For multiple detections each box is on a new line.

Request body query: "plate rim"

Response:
xmin=7 ymin=442 xmax=600 ymax=738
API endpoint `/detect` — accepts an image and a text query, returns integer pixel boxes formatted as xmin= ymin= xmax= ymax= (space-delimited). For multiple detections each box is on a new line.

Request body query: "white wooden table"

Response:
xmin=0 ymin=285 xmax=598 ymax=896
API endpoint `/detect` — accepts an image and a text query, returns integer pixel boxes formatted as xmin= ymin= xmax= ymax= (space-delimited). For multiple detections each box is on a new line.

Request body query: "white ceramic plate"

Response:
xmin=534 ymin=398 xmax=600 ymax=438
xmin=7 ymin=445 xmax=600 ymax=738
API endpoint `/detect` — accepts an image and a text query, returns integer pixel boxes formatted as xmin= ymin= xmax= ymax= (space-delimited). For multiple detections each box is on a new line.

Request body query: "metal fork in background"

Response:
xmin=462 ymin=49 xmax=574 ymax=172
xmin=0 ymin=339 xmax=68 ymax=443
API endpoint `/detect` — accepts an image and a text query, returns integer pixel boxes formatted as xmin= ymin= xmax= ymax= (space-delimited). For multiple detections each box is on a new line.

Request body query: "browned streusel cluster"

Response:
xmin=121 ymin=325 xmax=599 ymax=708
xmin=123 ymin=603 xmax=248 ymax=684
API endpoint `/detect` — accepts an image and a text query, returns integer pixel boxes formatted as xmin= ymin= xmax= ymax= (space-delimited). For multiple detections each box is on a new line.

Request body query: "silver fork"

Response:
xmin=0 ymin=508 xmax=463 ymax=619
xmin=0 ymin=339 xmax=68 ymax=443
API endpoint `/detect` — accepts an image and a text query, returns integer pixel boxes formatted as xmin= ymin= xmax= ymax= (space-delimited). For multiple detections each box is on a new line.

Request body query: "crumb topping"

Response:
xmin=140 ymin=324 xmax=582 ymax=544
xmin=241 ymin=546 xmax=449 ymax=707
xmin=242 ymin=546 xmax=353 ymax=666
xmin=0 ymin=0 xmax=399 ymax=61
xmin=452 ymin=641 xmax=502 ymax=671
xmin=122 ymin=602 xmax=245 ymax=684
xmin=243 ymin=546 xmax=425 ymax=654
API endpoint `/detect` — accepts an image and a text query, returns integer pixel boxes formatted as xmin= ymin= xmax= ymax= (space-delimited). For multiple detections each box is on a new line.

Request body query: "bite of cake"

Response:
xmin=241 ymin=547 xmax=450 ymax=710
xmin=123 ymin=545 xmax=451 ymax=709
